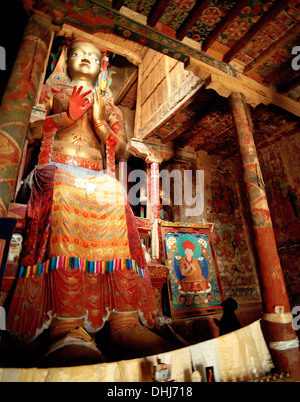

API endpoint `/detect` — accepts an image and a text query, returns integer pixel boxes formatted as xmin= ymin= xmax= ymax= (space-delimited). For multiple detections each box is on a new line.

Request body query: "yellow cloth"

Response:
xmin=189 ymin=338 xmax=220 ymax=381
xmin=217 ymin=320 xmax=274 ymax=382
xmin=0 ymin=360 xmax=142 ymax=382
xmin=0 ymin=320 xmax=273 ymax=382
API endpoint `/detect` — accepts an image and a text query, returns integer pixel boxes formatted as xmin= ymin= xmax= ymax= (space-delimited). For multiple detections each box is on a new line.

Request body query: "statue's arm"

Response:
xmin=106 ymin=104 xmax=128 ymax=161
xmin=27 ymin=85 xmax=92 ymax=144
xmin=92 ymin=91 xmax=129 ymax=161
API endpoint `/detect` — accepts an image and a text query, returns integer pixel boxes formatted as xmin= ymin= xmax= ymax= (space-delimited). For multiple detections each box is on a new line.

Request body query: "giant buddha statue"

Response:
xmin=6 ymin=40 xmax=174 ymax=366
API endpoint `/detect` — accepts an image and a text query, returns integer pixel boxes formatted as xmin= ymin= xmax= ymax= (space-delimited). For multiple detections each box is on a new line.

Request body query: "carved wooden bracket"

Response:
xmin=127 ymin=138 xmax=196 ymax=164
xmin=186 ymin=57 xmax=300 ymax=117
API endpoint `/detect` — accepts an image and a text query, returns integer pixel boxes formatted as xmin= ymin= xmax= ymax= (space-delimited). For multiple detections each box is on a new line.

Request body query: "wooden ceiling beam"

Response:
xmin=201 ymin=0 xmax=249 ymax=52
xmin=147 ymin=0 xmax=171 ymax=27
xmin=167 ymin=95 xmax=221 ymax=144
xmin=200 ymin=139 xmax=237 ymax=155
xmin=112 ymin=0 xmax=126 ymax=11
xmin=244 ymin=22 xmax=300 ymax=75
xmin=276 ymin=73 xmax=300 ymax=94
xmin=176 ymin=0 xmax=211 ymax=41
xmin=223 ymin=0 xmax=289 ymax=64
xmin=196 ymin=125 xmax=234 ymax=151
xmin=263 ymin=56 xmax=294 ymax=84
xmin=161 ymin=114 xmax=201 ymax=143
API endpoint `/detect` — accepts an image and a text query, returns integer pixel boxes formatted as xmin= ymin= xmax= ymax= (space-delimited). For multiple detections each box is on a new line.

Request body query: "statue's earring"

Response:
xmin=97 ymin=52 xmax=114 ymax=103
xmin=100 ymin=54 xmax=109 ymax=92
xmin=46 ymin=45 xmax=69 ymax=86
xmin=95 ymin=70 xmax=102 ymax=91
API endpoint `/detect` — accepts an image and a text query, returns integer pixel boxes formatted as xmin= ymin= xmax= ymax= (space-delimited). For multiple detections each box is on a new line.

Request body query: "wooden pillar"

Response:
xmin=0 ymin=13 xmax=52 ymax=217
xmin=230 ymin=91 xmax=300 ymax=379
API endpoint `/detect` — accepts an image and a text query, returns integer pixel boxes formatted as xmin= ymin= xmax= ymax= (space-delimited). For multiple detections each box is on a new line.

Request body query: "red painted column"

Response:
xmin=148 ymin=160 xmax=162 ymax=264
xmin=0 ymin=14 xmax=52 ymax=217
xmin=230 ymin=92 xmax=300 ymax=379
xmin=150 ymin=161 xmax=161 ymax=223
xmin=146 ymin=163 xmax=151 ymax=220
xmin=118 ymin=160 xmax=128 ymax=191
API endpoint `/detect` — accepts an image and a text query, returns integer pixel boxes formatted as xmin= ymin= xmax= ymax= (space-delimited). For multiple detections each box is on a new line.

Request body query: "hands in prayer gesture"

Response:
xmin=68 ymin=85 xmax=92 ymax=121
xmin=68 ymin=85 xmax=109 ymax=127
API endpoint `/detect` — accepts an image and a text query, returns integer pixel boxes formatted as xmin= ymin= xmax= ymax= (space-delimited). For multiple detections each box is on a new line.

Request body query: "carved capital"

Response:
xmin=128 ymin=138 xmax=196 ymax=165
xmin=127 ymin=138 xmax=174 ymax=164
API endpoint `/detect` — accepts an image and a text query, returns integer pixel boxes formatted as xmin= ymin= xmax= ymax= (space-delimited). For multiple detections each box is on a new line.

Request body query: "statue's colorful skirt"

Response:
xmin=7 ymin=163 xmax=157 ymax=342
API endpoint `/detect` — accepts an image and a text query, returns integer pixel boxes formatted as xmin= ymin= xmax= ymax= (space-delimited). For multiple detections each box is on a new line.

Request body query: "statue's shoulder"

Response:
xmin=41 ymin=84 xmax=74 ymax=105
xmin=39 ymin=85 xmax=55 ymax=105
xmin=42 ymin=83 xmax=72 ymax=96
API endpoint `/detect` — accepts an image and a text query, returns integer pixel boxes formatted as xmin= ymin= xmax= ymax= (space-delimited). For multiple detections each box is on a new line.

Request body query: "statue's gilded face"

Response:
xmin=67 ymin=41 xmax=101 ymax=82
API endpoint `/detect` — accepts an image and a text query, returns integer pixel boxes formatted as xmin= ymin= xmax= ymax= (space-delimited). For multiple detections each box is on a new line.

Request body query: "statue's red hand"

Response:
xmin=68 ymin=85 xmax=92 ymax=120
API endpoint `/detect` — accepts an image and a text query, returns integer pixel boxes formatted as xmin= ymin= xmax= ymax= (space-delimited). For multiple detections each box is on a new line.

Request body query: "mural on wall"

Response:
xmin=206 ymin=167 xmax=261 ymax=302
xmin=165 ymin=159 xmax=261 ymax=304
xmin=258 ymin=133 xmax=300 ymax=305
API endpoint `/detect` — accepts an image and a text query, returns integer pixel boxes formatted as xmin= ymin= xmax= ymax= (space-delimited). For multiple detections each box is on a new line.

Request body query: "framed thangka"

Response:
xmin=161 ymin=223 xmax=224 ymax=318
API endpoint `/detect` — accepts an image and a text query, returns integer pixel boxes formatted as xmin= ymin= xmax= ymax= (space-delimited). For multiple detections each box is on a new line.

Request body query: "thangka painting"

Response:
xmin=161 ymin=224 xmax=224 ymax=318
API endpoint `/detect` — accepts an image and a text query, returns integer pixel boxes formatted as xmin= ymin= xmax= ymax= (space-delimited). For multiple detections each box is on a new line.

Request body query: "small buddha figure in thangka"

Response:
xmin=6 ymin=39 xmax=174 ymax=366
